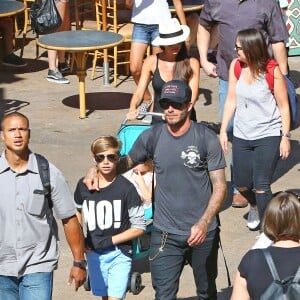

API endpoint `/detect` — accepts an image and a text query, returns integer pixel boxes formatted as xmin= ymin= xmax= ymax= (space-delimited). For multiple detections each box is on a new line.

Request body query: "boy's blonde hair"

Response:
xmin=91 ymin=136 xmax=122 ymax=155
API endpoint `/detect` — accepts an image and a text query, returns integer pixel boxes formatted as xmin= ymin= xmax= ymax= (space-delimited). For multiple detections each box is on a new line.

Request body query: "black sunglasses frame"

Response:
xmin=95 ymin=154 xmax=119 ymax=163
xmin=235 ymin=44 xmax=243 ymax=51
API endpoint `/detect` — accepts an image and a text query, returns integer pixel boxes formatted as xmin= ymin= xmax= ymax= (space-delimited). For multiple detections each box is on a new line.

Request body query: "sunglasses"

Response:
xmin=159 ymin=100 xmax=187 ymax=110
xmin=94 ymin=154 xmax=119 ymax=163
xmin=235 ymin=44 xmax=243 ymax=51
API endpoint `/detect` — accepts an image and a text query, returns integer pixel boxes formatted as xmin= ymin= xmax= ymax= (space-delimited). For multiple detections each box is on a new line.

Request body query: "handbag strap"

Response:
xmin=262 ymin=248 xmax=281 ymax=281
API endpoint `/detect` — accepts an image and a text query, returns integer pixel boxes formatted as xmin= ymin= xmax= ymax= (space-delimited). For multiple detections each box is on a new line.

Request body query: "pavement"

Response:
xmin=0 ymin=34 xmax=300 ymax=300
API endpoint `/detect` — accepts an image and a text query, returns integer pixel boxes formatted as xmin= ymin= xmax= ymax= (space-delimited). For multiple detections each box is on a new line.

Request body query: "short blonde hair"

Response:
xmin=263 ymin=192 xmax=300 ymax=242
xmin=91 ymin=136 xmax=121 ymax=155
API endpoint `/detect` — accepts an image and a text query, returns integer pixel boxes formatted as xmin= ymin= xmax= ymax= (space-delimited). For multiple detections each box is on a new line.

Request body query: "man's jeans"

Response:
xmin=149 ymin=227 xmax=219 ymax=300
xmin=220 ymin=79 xmax=239 ymax=193
xmin=0 ymin=272 xmax=53 ymax=300
xmin=219 ymin=79 xmax=233 ymax=133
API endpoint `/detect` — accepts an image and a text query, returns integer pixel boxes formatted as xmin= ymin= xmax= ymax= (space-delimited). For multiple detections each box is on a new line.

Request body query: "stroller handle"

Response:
xmin=121 ymin=112 xmax=165 ymax=125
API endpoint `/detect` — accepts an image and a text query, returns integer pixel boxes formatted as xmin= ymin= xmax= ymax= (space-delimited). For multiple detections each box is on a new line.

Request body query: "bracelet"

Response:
xmin=281 ymin=132 xmax=291 ymax=138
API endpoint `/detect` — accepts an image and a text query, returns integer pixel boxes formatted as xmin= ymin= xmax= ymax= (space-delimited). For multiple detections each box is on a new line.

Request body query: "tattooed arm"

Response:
xmin=187 ymin=168 xmax=227 ymax=247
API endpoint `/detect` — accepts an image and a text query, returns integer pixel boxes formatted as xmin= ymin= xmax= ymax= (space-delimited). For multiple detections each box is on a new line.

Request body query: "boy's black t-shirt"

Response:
xmin=74 ymin=175 xmax=143 ymax=255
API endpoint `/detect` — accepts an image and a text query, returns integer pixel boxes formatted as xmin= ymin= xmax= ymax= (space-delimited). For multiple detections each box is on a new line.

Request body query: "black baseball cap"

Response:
xmin=159 ymin=80 xmax=192 ymax=104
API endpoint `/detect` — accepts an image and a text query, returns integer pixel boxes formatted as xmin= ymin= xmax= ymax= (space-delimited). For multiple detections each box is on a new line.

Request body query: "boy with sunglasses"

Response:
xmin=74 ymin=136 xmax=146 ymax=299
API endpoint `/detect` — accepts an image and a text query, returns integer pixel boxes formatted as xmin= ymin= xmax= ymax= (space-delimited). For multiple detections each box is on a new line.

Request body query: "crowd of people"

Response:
xmin=1 ymin=0 xmax=299 ymax=299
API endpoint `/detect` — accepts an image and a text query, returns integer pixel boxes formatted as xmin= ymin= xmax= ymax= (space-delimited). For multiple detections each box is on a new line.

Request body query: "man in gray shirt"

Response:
xmin=0 ymin=112 xmax=86 ymax=299
xmin=85 ymin=80 xmax=227 ymax=299
xmin=197 ymin=0 xmax=289 ymax=210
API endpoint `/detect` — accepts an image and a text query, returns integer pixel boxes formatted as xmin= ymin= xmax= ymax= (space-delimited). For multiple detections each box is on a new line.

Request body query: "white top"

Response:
xmin=131 ymin=0 xmax=171 ymax=25
xmin=234 ymin=73 xmax=281 ymax=140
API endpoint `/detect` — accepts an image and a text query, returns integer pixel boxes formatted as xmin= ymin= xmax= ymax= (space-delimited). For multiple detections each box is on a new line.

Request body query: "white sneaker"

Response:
xmin=247 ymin=206 xmax=260 ymax=230
xmin=252 ymin=233 xmax=273 ymax=249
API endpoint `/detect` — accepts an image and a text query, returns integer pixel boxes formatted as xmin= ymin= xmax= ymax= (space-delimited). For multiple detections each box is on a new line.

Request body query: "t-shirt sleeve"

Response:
xmin=267 ymin=1 xmax=289 ymax=42
xmin=126 ymin=183 xmax=146 ymax=231
xmin=199 ymin=0 xmax=217 ymax=26
xmin=204 ymin=127 xmax=226 ymax=172
xmin=49 ymin=163 xmax=76 ymax=219
xmin=74 ymin=178 xmax=85 ymax=210
xmin=238 ymin=249 xmax=263 ymax=279
xmin=128 ymin=128 xmax=153 ymax=164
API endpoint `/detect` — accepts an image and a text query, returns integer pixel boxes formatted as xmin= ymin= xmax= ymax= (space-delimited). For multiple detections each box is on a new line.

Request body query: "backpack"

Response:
xmin=260 ymin=248 xmax=300 ymax=300
xmin=234 ymin=59 xmax=297 ymax=128
xmin=30 ymin=0 xmax=62 ymax=35
xmin=35 ymin=153 xmax=52 ymax=209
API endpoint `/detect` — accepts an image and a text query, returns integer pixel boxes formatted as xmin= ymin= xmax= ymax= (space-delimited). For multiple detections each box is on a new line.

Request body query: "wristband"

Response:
xmin=73 ymin=259 xmax=87 ymax=270
xmin=281 ymin=132 xmax=291 ymax=138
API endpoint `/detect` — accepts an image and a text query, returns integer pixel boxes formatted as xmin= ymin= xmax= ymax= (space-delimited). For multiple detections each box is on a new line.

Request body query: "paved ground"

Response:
xmin=0 ymin=35 xmax=300 ymax=300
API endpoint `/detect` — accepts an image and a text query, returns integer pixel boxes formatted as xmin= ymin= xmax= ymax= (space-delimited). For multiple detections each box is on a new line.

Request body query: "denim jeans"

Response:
xmin=220 ymin=79 xmax=239 ymax=193
xmin=149 ymin=227 xmax=219 ymax=300
xmin=0 ymin=272 xmax=53 ymax=300
xmin=232 ymin=136 xmax=281 ymax=220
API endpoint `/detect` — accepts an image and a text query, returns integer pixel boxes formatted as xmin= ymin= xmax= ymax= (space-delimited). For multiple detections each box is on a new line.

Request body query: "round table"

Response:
xmin=0 ymin=1 xmax=25 ymax=18
xmin=37 ymin=30 xmax=124 ymax=119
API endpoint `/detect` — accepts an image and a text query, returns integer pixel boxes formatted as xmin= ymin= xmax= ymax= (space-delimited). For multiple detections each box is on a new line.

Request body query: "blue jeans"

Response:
xmin=220 ymin=79 xmax=238 ymax=193
xmin=149 ymin=227 xmax=219 ymax=300
xmin=219 ymin=79 xmax=233 ymax=134
xmin=232 ymin=136 xmax=281 ymax=220
xmin=0 ymin=272 xmax=53 ymax=300
xmin=131 ymin=23 xmax=159 ymax=45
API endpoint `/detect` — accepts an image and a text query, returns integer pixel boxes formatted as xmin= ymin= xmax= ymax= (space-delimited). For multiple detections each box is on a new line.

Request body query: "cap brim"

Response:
xmin=152 ymin=25 xmax=190 ymax=47
xmin=159 ymin=97 xmax=187 ymax=104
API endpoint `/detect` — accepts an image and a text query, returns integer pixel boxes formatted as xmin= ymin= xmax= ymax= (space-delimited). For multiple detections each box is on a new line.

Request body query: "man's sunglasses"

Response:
xmin=95 ymin=154 xmax=119 ymax=163
xmin=159 ymin=100 xmax=187 ymax=110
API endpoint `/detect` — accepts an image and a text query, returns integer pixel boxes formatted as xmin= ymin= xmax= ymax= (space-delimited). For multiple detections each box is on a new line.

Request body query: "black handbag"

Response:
xmin=30 ymin=0 xmax=62 ymax=35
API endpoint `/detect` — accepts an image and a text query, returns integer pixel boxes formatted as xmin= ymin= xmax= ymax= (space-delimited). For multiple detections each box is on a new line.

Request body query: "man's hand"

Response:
xmin=68 ymin=266 xmax=86 ymax=291
xmin=201 ymin=60 xmax=218 ymax=78
xmin=83 ymin=166 xmax=99 ymax=190
xmin=187 ymin=219 xmax=208 ymax=247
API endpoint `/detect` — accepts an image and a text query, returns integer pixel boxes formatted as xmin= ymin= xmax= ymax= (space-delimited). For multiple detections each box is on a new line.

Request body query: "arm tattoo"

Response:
xmin=198 ymin=169 xmax=227 ymax=225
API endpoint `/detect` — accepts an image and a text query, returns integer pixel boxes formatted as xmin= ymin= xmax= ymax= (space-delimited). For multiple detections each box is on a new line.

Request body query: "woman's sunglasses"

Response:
xmin=159 ymin=100 xmax=187 ymax=110
xmin=95 ymin=154 xmax=119 ymax=163
xmin=235 ymin=44 xmax=243 ymax=51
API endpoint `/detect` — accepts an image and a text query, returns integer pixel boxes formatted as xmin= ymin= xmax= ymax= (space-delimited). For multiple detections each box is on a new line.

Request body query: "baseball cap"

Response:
xmin=159 ymin=80 xmax=192 ymax=104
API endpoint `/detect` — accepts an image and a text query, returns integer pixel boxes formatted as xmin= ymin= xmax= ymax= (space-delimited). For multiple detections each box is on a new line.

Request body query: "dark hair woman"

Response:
xmin=219 ymin=28 xmax=291 ymax=231
xmin=231 ymin=191 xmax=300 ymax=299
xmin=127 ymin=18 xmax=200 ymax=124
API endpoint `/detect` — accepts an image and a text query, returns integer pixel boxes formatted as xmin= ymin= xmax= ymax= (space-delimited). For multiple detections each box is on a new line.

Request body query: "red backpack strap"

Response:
xmin=234 ymin=59 xmax=242 ymax=80
xmin=265 ymin=59 xmax=278 ymax=93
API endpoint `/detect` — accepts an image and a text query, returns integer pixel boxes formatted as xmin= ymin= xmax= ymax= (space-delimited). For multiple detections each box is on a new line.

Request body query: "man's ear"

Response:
xmin=0 ymin=131 xmax=3 ymax=141
xmin=187 ymin=102 xmax=193 ymax=112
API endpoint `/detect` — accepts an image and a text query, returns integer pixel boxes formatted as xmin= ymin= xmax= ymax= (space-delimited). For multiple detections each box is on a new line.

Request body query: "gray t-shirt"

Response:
xmin=234 ymin=73 xmax=281 ymax=140
xmin=0 ymin=151 xmax=76 ymax=277
xmin=129 ymin=122 xmax=226 ymax=235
